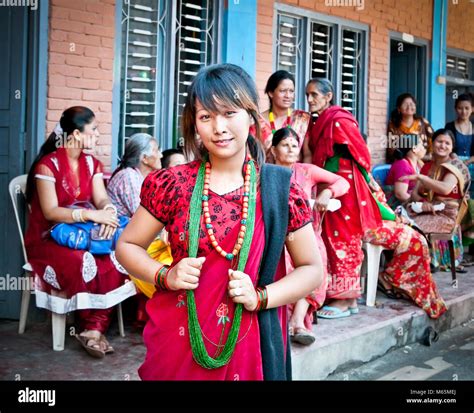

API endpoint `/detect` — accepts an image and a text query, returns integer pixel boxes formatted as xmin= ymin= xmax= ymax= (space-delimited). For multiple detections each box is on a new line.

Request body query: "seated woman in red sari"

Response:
xmin=251 ymin=70 xmax=311 ymax=163
xmin=25 ymin=106 xmax=136 ymax=358
xmin=116 ymin=64 xmax=323 ymax=380
xmin=402 ymin=129 xmax=470 ymax=271
xmin=363 ymin=176 xmax=447 ymax=319
xmin=271 ymin=127 xmax=349 ymax=344
xmin=302 ymin=78 xmax=382 ymax=318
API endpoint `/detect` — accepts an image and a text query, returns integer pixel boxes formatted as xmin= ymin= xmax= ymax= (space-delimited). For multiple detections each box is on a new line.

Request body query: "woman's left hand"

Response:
xmin=315 ymin=189 xmax=332 ymax=212
xmin=228 ymin=269 xmax=258 ymax=311
xmin=100 ymin=223 xmax=117 ymax=239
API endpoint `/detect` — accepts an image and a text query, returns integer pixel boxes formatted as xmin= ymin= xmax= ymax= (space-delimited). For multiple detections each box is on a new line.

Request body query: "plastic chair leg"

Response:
xmin=448 ymin=239 xmax=456 ymax=282
xmin=117 ymin=303 xmax=125 ymax=338
xmin=52 ymin=312 xmax=66 ymax=351
xmin=366 ymin=244 xmax=384 ymax=307
xmin=18 ymin=288 xmax=31 ymax=334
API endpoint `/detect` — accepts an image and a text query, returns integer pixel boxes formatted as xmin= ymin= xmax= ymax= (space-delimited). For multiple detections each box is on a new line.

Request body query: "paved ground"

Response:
xmin=0 ymin=266 xmax=473 ymax=381
xmin=328 ymin=320 xmax=474 ymax=380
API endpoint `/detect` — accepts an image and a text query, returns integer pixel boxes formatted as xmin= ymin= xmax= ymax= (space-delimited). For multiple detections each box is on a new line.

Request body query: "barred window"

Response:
xmin=275 ymin=7 xmax=368 ymax=130
xmin=119 ymin=0 xmax=219 ymax=155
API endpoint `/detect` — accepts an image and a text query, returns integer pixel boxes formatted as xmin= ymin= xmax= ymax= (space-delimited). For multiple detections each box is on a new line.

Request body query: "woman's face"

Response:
xmin=268 ymin=79 xmax=295 ymax=111
xmin=399 ymin=98 xmax=417 ymax=117
xmin=411 ymin=140 xmax=427 ymax=160
xmin=432 ymin=134 xmax=453 ymax=158
xmin=456 ymin=100 xmax=472 ymax=122
xmin=195 ymin=99 xmax=250 ymax=160
xmin=306 ymin=83 xmax=332 ymax=114
xmin=75 ymin=119 xmax=99 ymax=150
xmin=143 ymin=140 xmax=162 ymax=170
xmin=272 ymin=137 xmax=300 ymax=166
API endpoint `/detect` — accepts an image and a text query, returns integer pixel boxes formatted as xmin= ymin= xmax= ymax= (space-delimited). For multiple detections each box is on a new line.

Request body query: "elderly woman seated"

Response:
xmin=107 ymin=133 xmax=162 ymax=218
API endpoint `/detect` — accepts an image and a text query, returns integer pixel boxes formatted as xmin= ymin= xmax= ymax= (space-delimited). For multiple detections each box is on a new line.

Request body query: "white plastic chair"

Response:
xmin=9 ymin=175 xmax=125 ymax=351
xmin=361 ymin=243 xmax=386 ymax=307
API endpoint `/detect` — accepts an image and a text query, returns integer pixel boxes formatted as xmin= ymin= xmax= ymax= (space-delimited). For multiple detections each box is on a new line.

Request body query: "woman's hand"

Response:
xmin=314 ymin=189 xmax=332 ymax=212
xmin=228 ymin=269 xmax=258 ymax=311
xmin=395 ymin=215 xmax=408 ymax=225
xmin=87 ymin=209 xmax=120 ymax=227
xmin=166 ymin=257 xmax=205 ymax=291
xmin=99 ymin=224 xmax=116 ymax=239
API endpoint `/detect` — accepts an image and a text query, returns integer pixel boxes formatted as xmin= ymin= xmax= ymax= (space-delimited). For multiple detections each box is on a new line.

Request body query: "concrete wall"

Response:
xmin=46 ymin=0 xmax=116 ymax=169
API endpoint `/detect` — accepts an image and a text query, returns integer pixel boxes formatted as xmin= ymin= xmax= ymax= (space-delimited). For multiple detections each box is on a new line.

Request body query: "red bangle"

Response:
xmin=154 ymin=265 xmax=170 ymax=290
xmin=255 ymin=286 xmax=268 ymax=311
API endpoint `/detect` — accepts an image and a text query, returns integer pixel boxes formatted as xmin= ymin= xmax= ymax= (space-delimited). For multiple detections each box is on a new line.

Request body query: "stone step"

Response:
xmin=291 ymin=271 xmax=474 ymax=380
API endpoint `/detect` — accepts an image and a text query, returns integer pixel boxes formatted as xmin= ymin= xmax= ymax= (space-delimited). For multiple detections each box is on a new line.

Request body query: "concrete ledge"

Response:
xmin=292 ymin=272 xmax=474 ymax=380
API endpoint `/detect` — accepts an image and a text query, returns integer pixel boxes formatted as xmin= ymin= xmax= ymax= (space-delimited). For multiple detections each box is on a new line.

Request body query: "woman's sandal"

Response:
xmin=377 ymin=282 xmax=404 ymax=300
xmin=75 ymin=332 xmax=105 ymax=359
xmin=100 ymin=335 xmax=115 ymax=354
xmin=291 ymin=327 xmax=316 ymax=346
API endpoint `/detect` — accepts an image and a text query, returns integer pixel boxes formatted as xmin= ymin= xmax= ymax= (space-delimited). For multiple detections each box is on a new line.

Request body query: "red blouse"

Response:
xmin=140 ymin=160 xmax=313 ymax=263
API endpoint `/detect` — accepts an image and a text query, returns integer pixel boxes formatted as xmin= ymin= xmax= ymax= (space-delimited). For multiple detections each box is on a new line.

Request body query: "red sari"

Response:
xmin=308 ymin=106 xmax=382 ymax=300
xmin=25 ymin=148 xmax=135 ymax=332
xmin=139 ymin=161 xmax=312 ymax=380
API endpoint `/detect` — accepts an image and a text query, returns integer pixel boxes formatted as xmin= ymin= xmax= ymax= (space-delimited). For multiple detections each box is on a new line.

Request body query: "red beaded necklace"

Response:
xmin=202 ymin=155 xmax=252 ymax=261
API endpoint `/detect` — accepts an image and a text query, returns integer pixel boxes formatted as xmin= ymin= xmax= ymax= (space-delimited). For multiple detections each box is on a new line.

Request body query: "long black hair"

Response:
xmin=264 ymin=70 xmax=295 ymax=110
xmin=26 ymin=106 xmax=95 ymax=202
xmin=390 ymin=93 xmax=422 ymax=128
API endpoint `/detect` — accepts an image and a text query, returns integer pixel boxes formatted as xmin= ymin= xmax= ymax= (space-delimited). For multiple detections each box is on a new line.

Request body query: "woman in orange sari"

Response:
xmin=387 ymin=93 xmax=434 ymax=163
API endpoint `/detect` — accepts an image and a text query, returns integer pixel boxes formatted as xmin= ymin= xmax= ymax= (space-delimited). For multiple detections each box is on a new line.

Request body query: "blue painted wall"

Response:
xmin=428 ymin=0 xmax=447 ymax=129
xmin=221 ymin=0 xmax=257 ymax=78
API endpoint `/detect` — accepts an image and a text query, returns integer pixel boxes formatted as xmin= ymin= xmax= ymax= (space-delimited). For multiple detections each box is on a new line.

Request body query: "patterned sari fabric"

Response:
xmin=253 ymin=110 xmax=311 ymax=163
xmin=138 ymin=161 xmax=312 ymax=380
xmin=409 ymin=158 xmax=470 ymax=269
xmin=25 ymin=148 xmax=134 ymax=332
xmin=307 ymin=106 xmax=382 ymax=300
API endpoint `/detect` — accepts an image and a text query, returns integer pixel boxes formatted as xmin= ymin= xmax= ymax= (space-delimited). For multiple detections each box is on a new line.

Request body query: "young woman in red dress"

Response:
xmin=25 ymin=106 xmax=135 ymax=358
xmin=116 ymin=64 xmax=323 ymax=380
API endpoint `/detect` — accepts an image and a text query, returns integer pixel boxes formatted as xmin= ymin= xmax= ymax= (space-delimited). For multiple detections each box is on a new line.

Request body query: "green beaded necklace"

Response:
xmin=186 ymin=157 xmax=257 ymax=369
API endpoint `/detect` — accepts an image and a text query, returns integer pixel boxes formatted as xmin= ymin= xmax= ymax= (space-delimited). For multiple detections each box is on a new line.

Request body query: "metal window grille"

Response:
xmin=276 ymin=13 xmax=302 ymax=76
xmin=340 ymin=28 xmax=362 ymax=120
xmin=173 ymin=0 xmax=216 ymax=144
xmin=447 ymin=54 xmax=471 ymax=80
xmin=310 ymin=22 xmax=333 ymax=81
xmin=120 ymin=0 xmax=165 ymax=154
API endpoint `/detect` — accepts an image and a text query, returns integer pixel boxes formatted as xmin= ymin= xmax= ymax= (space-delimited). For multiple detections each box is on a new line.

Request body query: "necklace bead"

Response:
xmin=203 ymin=157 xmax=252 ymax=259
